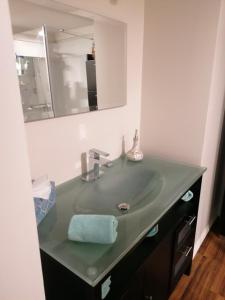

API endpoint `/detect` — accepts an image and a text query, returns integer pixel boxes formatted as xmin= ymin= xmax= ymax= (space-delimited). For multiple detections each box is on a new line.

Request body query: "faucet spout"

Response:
xmin=99 ymin=157 xmax=113 ymax=168
xmin=89 ymin=148 xmax=109 ymax=158
xmin=81 ymin=148 xmax=112 ymax=182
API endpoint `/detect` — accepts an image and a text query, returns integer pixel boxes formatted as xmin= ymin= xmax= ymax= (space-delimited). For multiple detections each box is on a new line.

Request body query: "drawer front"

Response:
xmin=175 ymin=215 xmax=197 ymax=250
xmin=174 ymin=244 xmax=193 ymax=277
xmin=171 ymin=231 xmax=195 ymax=289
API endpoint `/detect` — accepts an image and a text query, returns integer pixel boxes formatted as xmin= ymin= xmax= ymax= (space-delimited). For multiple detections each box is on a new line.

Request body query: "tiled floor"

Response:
xmin=169 ymin=231 xmax=225 ymax=300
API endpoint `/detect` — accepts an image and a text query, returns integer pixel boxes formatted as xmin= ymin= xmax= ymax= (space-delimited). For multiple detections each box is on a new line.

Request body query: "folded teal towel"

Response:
xmin=68 ymin=215 xmax=118 ymax=244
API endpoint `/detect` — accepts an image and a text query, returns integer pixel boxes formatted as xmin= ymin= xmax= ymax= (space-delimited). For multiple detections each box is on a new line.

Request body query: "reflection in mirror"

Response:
xmin=46 ymin=23 xmax=97 ymax=117
xmin=13 ymin=26 xmax=53 ymax=122
xmin=94 ymin=18 xmax=127 ymax=110
xmin=9 ymin=0 xmax=127 ymax=122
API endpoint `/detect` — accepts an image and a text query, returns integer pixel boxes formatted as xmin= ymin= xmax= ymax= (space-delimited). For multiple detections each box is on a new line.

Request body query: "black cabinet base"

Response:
xmin=41 ymin=251 xmax=99 ymax=300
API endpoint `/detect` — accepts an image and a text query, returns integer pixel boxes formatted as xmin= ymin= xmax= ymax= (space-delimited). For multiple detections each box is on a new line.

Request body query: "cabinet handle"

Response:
xmin=181 ymin=190 xmax=194 ymax=202
xmin=186 ymin=215 xmax=196 ymax=226
xmin=181 ymin=246 xmax=193 ymax=257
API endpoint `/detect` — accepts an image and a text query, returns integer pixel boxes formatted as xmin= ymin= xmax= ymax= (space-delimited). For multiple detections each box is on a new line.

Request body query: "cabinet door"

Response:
xmin=119 ymin=267 xmax=145 ymax=300
xmin=142 ymin=232 xmax=173 ymax=300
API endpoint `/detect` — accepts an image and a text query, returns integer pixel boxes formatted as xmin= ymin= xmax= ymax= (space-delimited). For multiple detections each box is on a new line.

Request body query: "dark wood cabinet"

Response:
xmin=118 ymin=177 xmax=201 ymax=300
xmin=119 ymin=222 xmax=174 ymax=300
xmin=41 ymin=177 xmax=202 ymax=300
xmin=119 ymin=268 xmax=144 ymax=300
xmin=142 ymin=232 xmax=173 ymax=300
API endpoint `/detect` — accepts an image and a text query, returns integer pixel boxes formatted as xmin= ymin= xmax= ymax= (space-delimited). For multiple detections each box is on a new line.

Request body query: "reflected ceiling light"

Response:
xmin=38 ymin=30 xmax=44 ymax=37
xmin=58 ymin=28 xmax=93 ymax=41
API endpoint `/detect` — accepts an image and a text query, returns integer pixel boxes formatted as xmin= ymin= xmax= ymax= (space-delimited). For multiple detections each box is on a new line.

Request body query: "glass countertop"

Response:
xmin=38 ymin=156 xmax=206 ymax=286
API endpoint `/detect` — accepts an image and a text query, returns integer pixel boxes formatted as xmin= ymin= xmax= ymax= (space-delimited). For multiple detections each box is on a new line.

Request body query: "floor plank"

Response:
xmin=169 ymin=232 xmax=225 ymax=300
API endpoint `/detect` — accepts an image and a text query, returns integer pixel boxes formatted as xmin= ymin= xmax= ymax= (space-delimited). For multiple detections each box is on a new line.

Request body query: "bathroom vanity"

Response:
xmin=38 ymin=157 xmax=205 ymax=300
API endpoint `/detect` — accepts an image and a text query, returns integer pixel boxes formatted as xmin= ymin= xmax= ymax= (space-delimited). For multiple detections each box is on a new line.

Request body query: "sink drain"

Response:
xmin=117 ymin=203 xmax=130 ymax=212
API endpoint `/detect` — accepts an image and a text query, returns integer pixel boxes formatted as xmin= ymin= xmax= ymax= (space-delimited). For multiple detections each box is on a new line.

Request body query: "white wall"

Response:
xmin=14 ymin=40 xmax=45 ymax=57
xmin=95 ymin=18 xmax=126 ymax=109
xmin=141 ymin=0 xmax=225 ymax=253
xmin=141 ymin=0 xmax=221 ymax=163
xmin=25 ymin=0 xmax=145 ymax=185
xmin=0 ymin=0 xmax=45 ymax=299
xmin=195 ymin=0 xmax=225 ymax=253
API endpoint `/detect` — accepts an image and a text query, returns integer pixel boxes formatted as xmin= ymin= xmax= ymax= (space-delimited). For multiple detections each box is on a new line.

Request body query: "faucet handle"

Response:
xmin=89 ymin=148 xmax=110 ymax=158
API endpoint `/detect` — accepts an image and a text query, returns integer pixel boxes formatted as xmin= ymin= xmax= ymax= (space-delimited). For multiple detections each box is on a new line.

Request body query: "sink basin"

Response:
xmin=74 ymin=163 xmax=164 ymax=217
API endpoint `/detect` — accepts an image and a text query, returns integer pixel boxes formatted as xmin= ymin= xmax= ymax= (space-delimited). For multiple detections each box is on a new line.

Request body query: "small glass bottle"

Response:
xmin=126 ymin=129 xmax=143 ymax=161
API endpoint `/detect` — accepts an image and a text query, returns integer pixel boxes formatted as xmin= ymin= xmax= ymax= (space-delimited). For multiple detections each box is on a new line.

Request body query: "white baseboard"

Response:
xmin=193 ymin=217 xmax=217 ymax=257
xmin=193 ymin=226 xmax=210 ymax=257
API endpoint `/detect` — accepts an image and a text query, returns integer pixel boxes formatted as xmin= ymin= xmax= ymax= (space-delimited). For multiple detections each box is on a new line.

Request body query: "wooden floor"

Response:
xmin=169 ymin=231 xmax=225 ymax=300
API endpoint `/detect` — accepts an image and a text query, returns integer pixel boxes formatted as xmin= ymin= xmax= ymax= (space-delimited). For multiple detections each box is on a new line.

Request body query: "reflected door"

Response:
xmin=46 ymin=25 xmax=96 ymax=117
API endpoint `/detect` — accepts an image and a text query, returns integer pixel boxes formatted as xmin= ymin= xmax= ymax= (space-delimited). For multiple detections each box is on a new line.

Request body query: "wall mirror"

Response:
xmin=9 ymin=0 xmax=127 ymax=122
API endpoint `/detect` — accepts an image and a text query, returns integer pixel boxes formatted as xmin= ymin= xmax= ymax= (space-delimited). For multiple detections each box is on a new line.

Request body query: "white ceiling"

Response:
xmin=8 ymin=0 xmax=94 ymax=34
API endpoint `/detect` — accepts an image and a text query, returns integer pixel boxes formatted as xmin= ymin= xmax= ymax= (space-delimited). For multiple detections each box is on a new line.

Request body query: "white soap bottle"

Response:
xmin=126 ymin=129 xmax=143 ymax=161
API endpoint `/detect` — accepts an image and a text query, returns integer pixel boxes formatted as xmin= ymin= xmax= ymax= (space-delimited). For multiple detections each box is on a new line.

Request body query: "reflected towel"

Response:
xmin=68 ymin=215 xmax=118 ymax=244
xmin=34 ymin=181 xmax=56 ymax=225
xmin=32 ymin=175 xmax=51 ymax=200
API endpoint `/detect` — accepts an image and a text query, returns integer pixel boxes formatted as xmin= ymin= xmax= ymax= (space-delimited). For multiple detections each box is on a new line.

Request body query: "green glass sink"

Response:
xmin=74 ymin=165 xmax=164 ymax=217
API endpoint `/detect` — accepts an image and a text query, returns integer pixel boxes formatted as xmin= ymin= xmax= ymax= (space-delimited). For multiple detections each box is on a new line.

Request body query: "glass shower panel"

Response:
xmin=14 ymin=26 xmax=53 ymax=122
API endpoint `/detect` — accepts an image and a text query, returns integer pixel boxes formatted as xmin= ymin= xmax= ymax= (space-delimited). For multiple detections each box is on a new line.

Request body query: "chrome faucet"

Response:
xmin=82 ymin=148 xmax=112 ymax=182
